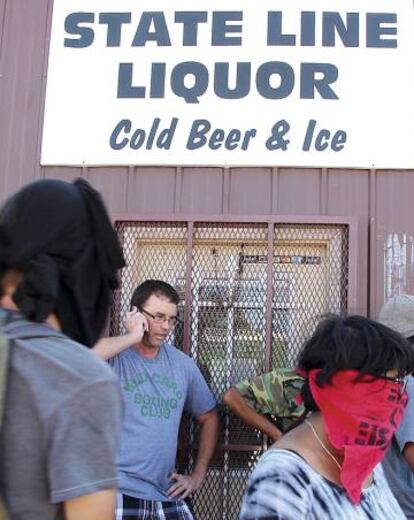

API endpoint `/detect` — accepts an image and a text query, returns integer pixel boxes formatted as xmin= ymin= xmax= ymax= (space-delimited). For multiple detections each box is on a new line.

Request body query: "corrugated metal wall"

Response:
xmin=1 ymin=0 xmax=414 ymax=317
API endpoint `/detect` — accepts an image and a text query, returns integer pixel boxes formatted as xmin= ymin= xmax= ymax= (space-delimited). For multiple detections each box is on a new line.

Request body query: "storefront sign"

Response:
xmin=41 ymin=0 xmax=414 ymax=168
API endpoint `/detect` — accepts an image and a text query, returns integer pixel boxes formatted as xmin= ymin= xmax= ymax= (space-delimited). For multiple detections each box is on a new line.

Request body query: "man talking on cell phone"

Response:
xmin=93 ymin=279 xmax=219 ymax=520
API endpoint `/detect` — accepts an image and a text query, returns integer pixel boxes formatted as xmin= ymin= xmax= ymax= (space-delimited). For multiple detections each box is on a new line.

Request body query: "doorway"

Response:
xmin=111 ymin=218 xmax=355 ymax=520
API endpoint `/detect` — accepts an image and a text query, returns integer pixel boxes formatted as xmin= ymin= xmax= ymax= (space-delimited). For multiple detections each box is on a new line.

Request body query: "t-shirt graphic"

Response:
xmin=110 ymin=343 xmax=216 ymax=501
xmin=125 ymin=371 xmax=184 ymax=420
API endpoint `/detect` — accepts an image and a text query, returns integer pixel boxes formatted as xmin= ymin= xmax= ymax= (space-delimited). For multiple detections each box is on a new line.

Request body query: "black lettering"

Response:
xmin=300 ymin=63 xmax=338 ymax=99
xmin=109 ymin=119 xmax=131 ymax=150
xmin=314 ymin=129 xmax=331 ymax=151
xmin=212 ymin=11 xmax=243 ymax=46
xmin=367 ymin=13 xmax=397 ymax=48
xmin=331 ymin=130 xmax=347 ymax=151
xmin=214 ymin=63 xmax=251 ymax=99
xmin=187 ymin=119 xmax=210 ymax=149
xmin=157 ymin=118 xmax=178 ymax=149
xmin=171 ymin=62 xmax=208 ymax=103
xmin=322 ymin=12 xmax=359 ymax=47
xmin=149 ymin=63 xmax=166 ymax=98
xmin=98 ymin=12 xmax=131 ymax=47
xmin=117 ymin=63 xmax=146 ymax=98
xmin=175 ymin=11 xmax=208 ymax=46
xmin=267 ymin=12 xmax=296 ymax=46
xmin=256 ymin=62 xmax=294 ymax=99
xmin=301 ymin=12 xmax=316 ymax=46
xmin=64 ymin=12 xmax=95 ymax=48
xmin=132 ymin=12 xmax=171 ymax=46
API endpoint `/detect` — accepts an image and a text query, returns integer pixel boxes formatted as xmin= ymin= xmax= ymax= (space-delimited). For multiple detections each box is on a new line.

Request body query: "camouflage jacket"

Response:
xmin=235 ymin=368 xmax=305 ymax=432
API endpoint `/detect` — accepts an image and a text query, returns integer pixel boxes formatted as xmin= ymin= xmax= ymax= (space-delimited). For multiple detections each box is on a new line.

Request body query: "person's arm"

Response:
xmin=167 ymin=408 xmax=219 ymax=499
xmin=92 ymin=308 xmax=147 ymax=360
xmin=64 ymin=489 xmax=116 ymax=520
xmin=223 ymin=387 xmax=282 ymax=442
xmin=395 ymin=376 xmax=414 ymax=471
xmin=402 ymin=442 xmax=414 ymax=471
xmin=48 ymin=380 xmax=121 ymax=517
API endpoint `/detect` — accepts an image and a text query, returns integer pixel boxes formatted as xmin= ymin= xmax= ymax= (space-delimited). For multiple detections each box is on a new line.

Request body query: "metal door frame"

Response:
xmin=112 ymin=213 xmax=359 ymax=361
xmin=111 ymin=213 xmax=358 ymax=518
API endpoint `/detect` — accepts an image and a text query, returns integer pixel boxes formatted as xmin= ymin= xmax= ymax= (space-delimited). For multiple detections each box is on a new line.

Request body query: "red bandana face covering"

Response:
xmin=308 ymin=369 xmax=408 ymax=504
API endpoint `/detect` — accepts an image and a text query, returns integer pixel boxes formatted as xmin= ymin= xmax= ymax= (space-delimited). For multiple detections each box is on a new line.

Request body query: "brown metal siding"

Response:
xmin=374 ymin=170 xmax=414 ymax=315
xmin=1 ymin=1 xmax=413 ymax=316
xmin=0 ymin=0 xmax=51 ymax=198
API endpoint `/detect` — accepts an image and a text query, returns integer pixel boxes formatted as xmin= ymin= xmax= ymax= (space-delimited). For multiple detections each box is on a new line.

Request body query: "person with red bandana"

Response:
xmin=379 ymin=294 xmax=414 ymax=519
xmin=239 ymin=314 xmax=414 ymax=519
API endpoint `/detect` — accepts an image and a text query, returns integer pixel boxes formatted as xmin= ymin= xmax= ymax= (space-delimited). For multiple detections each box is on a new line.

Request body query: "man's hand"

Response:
xmin=92 ymin=307 xmax=148 ymax=360
xmin=167 ymin=472 xmax=204 ymax=499
xmin=124 ymin=306 xmax=148 ymax=343
xmin=167 ymin=409 xmax=219 ymax=499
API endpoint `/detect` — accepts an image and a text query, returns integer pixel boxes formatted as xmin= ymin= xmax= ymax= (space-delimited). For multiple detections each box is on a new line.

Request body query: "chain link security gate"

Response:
xmin=111 ymin=218 xmax=354 ymax=520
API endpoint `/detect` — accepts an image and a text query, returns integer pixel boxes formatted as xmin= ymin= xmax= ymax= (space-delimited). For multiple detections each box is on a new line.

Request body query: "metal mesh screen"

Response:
xmin=112 ymin=220 xmax=349 ymax=520
xmin=110 ymin=222 xmax=187 ymax=345
xmin=271 ymin=224 xmax=349 ymax=368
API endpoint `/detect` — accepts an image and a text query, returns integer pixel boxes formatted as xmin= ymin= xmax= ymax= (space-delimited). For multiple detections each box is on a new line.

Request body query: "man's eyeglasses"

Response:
xmin=140 ymin=308 xmax=179 ymax=328
xmin=378 ymin=374 xmax=408 ymax=396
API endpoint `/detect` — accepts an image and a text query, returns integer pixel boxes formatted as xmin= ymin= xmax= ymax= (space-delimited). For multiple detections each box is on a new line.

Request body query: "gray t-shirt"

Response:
xmin=382 ymin=375 xmax=414 ymax=519
xmin=110 ymin=344 xmax=216 ymax=501
xmin=0 ymin=312 xmax=122 ymax=520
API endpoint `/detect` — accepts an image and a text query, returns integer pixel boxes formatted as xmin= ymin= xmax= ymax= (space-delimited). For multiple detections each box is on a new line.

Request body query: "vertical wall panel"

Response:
xmin=326 ymin=169 xmax=370 ymax=315
xmin=0 ymin=0 xmax=49 ymax=199
xmin=276 ymin=169 xmax=322 ymax=215
xmin=0 ymin=0 xmax=6 ymax=61
xmin=42 ymin=166 xmax=84 ymax=183
xmin=126 ymin=167 xmax=177 ymax=213
xmin=180 ymin=168 xmax=224 ymax=214
xmin=86 ymin=168 xmax=128 ymax=214
xmin=0 ymin=2 xmax=413 ymax=319
xmin=373 ymin=170 xmax=414 ymax=316
xmin=229 ymin=168 xmax=272 ymax=214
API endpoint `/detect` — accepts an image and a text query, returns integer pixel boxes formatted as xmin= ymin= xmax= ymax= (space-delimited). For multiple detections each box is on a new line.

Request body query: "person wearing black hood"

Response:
xmin=0 ymin=178 xmax=125 ymax=520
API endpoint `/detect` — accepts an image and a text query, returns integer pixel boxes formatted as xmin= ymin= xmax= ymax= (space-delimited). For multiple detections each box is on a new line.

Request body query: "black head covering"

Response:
xmin=0 ymin=178 xmax=125 ymax=347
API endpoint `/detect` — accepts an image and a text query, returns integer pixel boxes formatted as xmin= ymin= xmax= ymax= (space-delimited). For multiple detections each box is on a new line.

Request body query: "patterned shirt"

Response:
xmin=235 ymin=368 xmax=305 ymax=431
xmin=239 ymin=449 xmax=405 ymax=520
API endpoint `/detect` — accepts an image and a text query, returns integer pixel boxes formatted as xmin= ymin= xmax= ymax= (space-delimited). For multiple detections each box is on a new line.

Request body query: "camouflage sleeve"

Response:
xmin=235 ymin=371 xmax=286 ymax=415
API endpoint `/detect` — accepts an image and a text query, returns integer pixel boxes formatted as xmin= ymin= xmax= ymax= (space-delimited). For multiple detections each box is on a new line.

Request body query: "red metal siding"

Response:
xmin=277 ymin=168 xmax=322 ymax=215
xmin=0 ymin=0 xmax=51 ymax=198
xmin=1 ymin=1 xmax=413 ymax=316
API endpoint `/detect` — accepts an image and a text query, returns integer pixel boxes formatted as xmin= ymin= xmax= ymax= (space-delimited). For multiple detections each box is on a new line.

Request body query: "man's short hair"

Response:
xmin=130 ymin=280 xmax=180 ymax=310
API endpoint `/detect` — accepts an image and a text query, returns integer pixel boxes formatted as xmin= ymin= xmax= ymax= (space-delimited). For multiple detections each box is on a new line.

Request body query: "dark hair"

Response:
xmin=130 ymin=280 xmax=180 ymax=309
xmin=298 ymin=314 xmax=414 ymax=411
xmin=407 ymin=335 xmax=414 ymax=347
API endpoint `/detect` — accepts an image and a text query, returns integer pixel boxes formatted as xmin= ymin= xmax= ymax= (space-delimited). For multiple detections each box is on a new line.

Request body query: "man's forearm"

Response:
xmin=193 ymin=410 xmax=219 ymax=478
xmin=92 ymin=334 xmax=135 ymax=360
xmin=223 ymin=388 xmax=282 ymax=442
xmin=93 ymin=308 xmax=146 ymax=361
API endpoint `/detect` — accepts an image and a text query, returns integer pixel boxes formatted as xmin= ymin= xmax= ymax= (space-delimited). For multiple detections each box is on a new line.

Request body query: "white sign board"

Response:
xmin=41 ymin=0 xmax=414 ymax=168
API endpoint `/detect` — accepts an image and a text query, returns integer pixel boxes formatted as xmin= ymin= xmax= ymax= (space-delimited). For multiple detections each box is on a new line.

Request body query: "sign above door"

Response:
xmin=41 ymin=0 xmax=414 ymax=168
